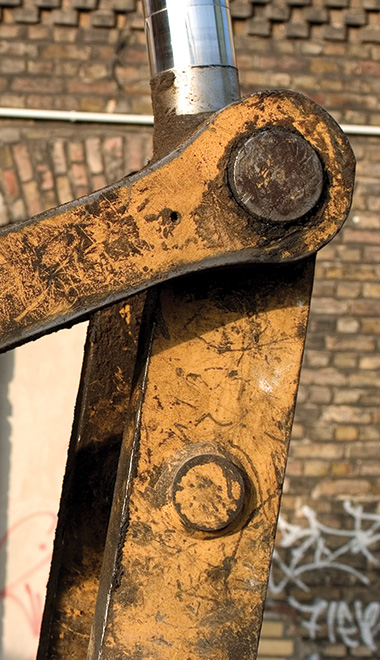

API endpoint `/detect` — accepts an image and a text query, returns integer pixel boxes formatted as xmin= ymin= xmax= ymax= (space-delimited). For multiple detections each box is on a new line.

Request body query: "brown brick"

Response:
xmin=0 ymin=145 xmax=14 ymax=170
xmin=23 ymin=180 xmax=41 ymax=216
xmin=265 ymin=3 xmax=290 ymax=21
xmin=363 ymin=282 xmax=380 ymax=297
xmin=247 ymin=18 xmax=271 ymax=36
xmin=315 ymin=479 xmax=371 ymax=496
xmin=0 ymin=24 xmax=19 ymax=37
xmin=360 ymin=27 xmax=380 ymax=43
xmin=336 ymin=317 xmax=360 ymax=333
xmin=0 ymin=40 xmax=38 ymax=57
xmin=325 ymin=264 xmax=378 ymax=280
xmin=52 ymin=9 xmax=79 ymax=25
xmin=302 ymin=367 xmax=348 ymax=387
xmin=85 ymin=137 xmax=103 ymax=174
xmin=260 ymin=621 xmax=284 ymax=638
xmin=41 ymin=190 xmax=57 ymax=212
xmin=27 ymin=60 xmax=54 ymax=74
xmin=334 ymin=389 xmax=362 ymax=404
xmin=351 ymin=647 xmax=374 ymax=657
xmin=80 ymin=62 xmax=108 ymax=80
xmin=360 ymin=355 xmax=380 ymax=369
xmin=27 ymin=24 xmax=49 ymax=39
xmin=324 ymin=644 xmax=351 ymax=656
xmin=293 ymin=442 xmax=344 ymax=459
xmin=42 ymin=44 xmax=90 ymax=60
xmin=304 ymin=6 xmax=329 ymax=23
xmin=310 ymin=58 xmax=340 ymax=74
xmin=12 ymin=76 xmax=64 ymax=94
xmin=11 ymin=198 xmax=27 ymax=221
xmin=286 ymin=458 xmax=303 ymax=475
xmin=81 ymin=27 xmax=111 ymax=43
xmin=349 ymin=443 xmax=380 ymax=459
xmin=333 ymin=352 xmax=358 ymax=369
xmin=311 ymin=298 xmax=348 ymax=314
xmin=56 ymin=174 xmax=73 ymax=204
xmin=53 ymin=27 xmax=77 ymax=42
xmin=124 ymin=134 xmax=143 ymax=173
xmin=13 ymin=7 xmax=39 ymax=22
xmin=362 ymin=0 xmax=380 ymax=8
xmin=68 ymin=141 xmax=84 ymax=163
xmin=92 ymin=173 xmax=106 ymax=190
xmin=344 ymin=10 xmax=367 ymax=27
xmin=79 ymin=96 xmax=104 ymax=112
xmin=359 ymin=462 xmax=380 ymax=477
xmin=323 ymin=406 xmax=372 ymax=424
xmin=304 ymin=460 xmax=329 ymax=477
xmin=362 ymin=318 xmax=380 ymax=333
xmin=324 ymin=0 xmax=348 ymax=6
xmin=108 ymin=0 xmax=135 ymax=9
xmin=360 ymin=425 xmax=380 ymax=441
xmin=3 ymin=170 xmax=19 ymax=197
xmin=71 ymin=0 xmax=97 ymax=8
xmin=331 ymin=462 xmax=354 ymax=476
xmin=335 ymin=425 xmax=359 ymax=442
xmin=0 ymin=0 xmax=20 ymax=5
xmin=286 ymin=21 xmax=310 ymax=38
xmin=350 ymin=371 xmax=380 ymax=387
xmin=68 ymin=79 xmax=117 ymax=94
xmin=0 ymin=57 xmax=25 ymax=74
xmin=323 ymin=25 xmax=348 ymax=41
xmin=36 ymin=0 xmax=60 ymax=6
xmin=336 ymin=281 xmax=362 ymax=299
xmin=91 ymin=10 xmax=115 ymax=27
xmin=55 ymin=60 xmax=80 ymax=77
xmin=71 ymin=162 xmax=88 ymax=191
xmin=13 ymin=144 xmax=33 ymax=183
xmin=364 ymin=246 xmax=380 ymax=264
xmin=258 ymin=640 xmax=294 ymax=655
xmin=309 ymin=385 xmax=333 ymax=404
xmin=36 ymin=164 xmax=54 ymax=192
xmin=230 ymin=1 xmax=253 ymax=19
xmin=52 ymin=140 xmax=67 ymax=175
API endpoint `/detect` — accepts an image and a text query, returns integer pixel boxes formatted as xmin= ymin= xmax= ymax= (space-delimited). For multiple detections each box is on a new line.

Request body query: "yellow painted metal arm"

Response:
xmin=0 ymin=91 xmax=353 ymax=351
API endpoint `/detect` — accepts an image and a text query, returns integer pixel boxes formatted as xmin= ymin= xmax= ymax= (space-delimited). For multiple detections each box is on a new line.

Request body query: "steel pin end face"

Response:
xmin=230 ymin=126 xmax=324 ymax=224
xmin=172 ymin=453 xmax=246 ymax=533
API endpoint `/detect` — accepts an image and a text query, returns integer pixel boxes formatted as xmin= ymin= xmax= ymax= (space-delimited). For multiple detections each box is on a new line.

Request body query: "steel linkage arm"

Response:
xmin=0 ymin=91 xmax=353 ymax=351
xmin=0 ymin=2 xmax=354 ymax=658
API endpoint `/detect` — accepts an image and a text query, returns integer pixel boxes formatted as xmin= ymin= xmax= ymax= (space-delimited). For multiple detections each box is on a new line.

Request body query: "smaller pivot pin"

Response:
xmin=172 ymin=454 xmax=246 ymax=533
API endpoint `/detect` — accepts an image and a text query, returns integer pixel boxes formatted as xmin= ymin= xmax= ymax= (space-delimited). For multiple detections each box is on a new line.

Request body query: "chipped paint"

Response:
xmin=0 ymin=91 xmax=354 ymax=352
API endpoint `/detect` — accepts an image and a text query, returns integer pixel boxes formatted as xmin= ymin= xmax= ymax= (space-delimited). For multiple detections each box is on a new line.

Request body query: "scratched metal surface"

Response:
xmin=37 ymin=296 xmax=145 ymax=659
xmin=0 ymin=91 xmax=354 ymax=352
xmin=88 ymin=261 xmax=315 ymax=659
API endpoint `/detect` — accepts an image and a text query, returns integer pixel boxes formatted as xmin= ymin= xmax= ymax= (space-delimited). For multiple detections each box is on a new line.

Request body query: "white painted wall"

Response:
xmin=0 ymin=323 xmax=87 ymax=660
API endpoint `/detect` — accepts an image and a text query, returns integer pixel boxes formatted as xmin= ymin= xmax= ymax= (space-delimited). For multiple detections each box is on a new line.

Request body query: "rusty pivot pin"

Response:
xmin=172 ymin=453 xmax=246 ymax=533
xmin=229 ymin=125 xmax=324 ymax=223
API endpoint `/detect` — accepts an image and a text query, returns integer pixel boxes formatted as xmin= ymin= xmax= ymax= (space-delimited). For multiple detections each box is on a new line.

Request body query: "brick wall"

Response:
xmin=0 ymin=1 xmax=379 ymax=658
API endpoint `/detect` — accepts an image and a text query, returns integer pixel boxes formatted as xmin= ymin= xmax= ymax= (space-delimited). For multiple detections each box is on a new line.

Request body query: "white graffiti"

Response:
xmin=270 ymin=500 xmax=380 ymax=595
xmin=290 ymin=597 xmax=380 ymax=652
xmin=268 ymin=501 xmax=380 ymax=652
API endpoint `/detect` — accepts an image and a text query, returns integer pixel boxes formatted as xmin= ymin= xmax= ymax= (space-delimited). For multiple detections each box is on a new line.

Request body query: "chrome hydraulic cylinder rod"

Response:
xmin=142 ymin=0 xmax=240 ymax=114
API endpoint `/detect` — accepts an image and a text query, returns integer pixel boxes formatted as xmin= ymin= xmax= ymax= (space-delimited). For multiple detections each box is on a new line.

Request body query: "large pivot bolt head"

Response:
xmin=229 ymin=126 xmax=324 ymax=223
xmin=172 ymin=453 xmax=246 ymax=533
